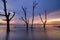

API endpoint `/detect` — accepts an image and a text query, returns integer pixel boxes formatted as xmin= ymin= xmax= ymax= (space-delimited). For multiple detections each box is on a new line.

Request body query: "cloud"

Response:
xmin=29 ymin=10 xmax=60 ymax=24
xmin=47 ymin=10 xmax=60 ymax=19
xmin=9 ymin=10 xmax=60 ymax=24
xmin=0 ymin=10 xmax=60 ymax=24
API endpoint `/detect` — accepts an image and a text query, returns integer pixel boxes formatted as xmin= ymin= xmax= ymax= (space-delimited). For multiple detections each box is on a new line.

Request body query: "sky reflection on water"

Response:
xmin=0 ymin=25 xmax=60 ymax=40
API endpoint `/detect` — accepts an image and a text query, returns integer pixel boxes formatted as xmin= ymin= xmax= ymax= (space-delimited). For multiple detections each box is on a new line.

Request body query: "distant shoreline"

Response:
xmin=0 ymin=24 xmax=60 ymax=25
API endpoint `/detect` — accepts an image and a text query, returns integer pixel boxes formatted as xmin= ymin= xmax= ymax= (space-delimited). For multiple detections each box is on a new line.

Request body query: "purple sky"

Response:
xmin=0 ymin=0 xmax=60 ymax=24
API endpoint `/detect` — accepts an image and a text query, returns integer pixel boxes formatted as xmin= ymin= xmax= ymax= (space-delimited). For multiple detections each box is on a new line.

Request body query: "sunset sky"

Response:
xmin=0 ymin=0 xmax=60 ymax=24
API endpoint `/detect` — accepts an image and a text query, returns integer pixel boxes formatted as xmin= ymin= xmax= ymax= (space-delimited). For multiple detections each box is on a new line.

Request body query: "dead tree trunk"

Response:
xmin=39 ymin=10 xmax=47 ymax=30
xmin=26 ymin=23 xmax=28 ymax=30
xmin=20 ymin=7 xmax=29 ymax=31
xmin=0 ymin=0 xmax=15 ymax=32
xmin=31 ymin=1 xmax=38 ymax=29
xmin=7 ymin=17 xmax=10 ymax=32
xmin=43 ymin=23 xmax=46 ymax=30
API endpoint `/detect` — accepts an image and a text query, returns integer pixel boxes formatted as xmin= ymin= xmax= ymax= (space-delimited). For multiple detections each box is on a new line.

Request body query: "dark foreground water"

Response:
xmin=0 ymin=24 xmax=60 ymax=40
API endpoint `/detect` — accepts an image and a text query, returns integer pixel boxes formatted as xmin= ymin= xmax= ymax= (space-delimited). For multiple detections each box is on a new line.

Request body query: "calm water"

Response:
xmin=0 ymin=24 xmax=60 ymax=40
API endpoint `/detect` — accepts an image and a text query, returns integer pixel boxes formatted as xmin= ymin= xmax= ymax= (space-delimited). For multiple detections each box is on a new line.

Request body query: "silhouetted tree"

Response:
xmin=20 ymin=6 xmax=29 ymax=30
xmin=39 ymin=10 xmax=47 ymax=30
xmin=31 ymin=1 xmax=38 ymax=29
xmin=0 ymin=0 xmax=15 ymax=32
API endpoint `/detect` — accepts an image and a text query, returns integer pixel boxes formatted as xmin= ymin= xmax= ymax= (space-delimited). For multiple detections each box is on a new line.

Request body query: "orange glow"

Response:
xmin=46 ymin=18 xmax=60 ymax=24
xmin=0 ymin=10 xmax=60 ymax=24
xmin=10 ymin=21 xmax=15 ymax=24
xmin=0 ymin=19 xmax=15 ymax=24
xmin=31 ymin=18 xmax=60 ymax=24
xmin=29 ymin=10 xmax=60 ymax=24
xmin=0 ymin=18 xmax=60 ymax=24
xmin=47 ymin=18 xmax=60 ymax=22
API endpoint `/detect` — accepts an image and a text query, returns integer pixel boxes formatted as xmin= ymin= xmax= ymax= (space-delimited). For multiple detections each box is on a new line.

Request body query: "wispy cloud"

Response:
xmin=28 ymin=10 xmax=60 ymax=24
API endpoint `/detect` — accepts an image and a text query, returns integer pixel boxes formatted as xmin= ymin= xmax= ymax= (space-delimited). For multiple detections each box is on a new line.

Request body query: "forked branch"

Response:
xmin=31 ymin=1 xmax=38 ymax=28
xmin=8 ymin=12 xmax=11 ymax=17
xmin=9 ymin=12 xmax=15 ymax=21
xmin=39 ymin=9 xmax=47 ymax=30
xmin=20 ymin=6 xmax=29 ymax=30
xmin=22 ymin=7 xmax=27 ymax=20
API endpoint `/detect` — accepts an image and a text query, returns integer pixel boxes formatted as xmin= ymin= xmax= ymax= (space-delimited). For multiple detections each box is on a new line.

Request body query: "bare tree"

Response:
xmin=31 ymin=1 xmax=38 ymax=29
xmin=39 ymin=10 xmax=47 ymax=30
xmin=20 ymin=7 xmax=29 ymax=30
xmin=0 ymin=0 xmax=15 ymax=32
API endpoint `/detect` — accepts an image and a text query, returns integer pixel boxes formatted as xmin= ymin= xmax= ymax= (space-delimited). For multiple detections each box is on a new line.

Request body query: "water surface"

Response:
xmin=0 ymin=24 xmax=60 ymax=40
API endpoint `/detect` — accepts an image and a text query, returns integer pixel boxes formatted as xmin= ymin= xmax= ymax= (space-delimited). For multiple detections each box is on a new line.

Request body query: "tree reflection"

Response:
xmin=31 ymin=29 xmax=34 ymax=40
xmin=25 ymin=30 xmax=29 ymax=40
xmin=5 ymin=32 xmax=10 ymax=40
xmin=43 ymin=29 xmax=49 ymax=40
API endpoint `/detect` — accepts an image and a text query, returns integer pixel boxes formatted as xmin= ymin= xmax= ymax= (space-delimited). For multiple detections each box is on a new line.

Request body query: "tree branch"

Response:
xmin=9 ymin=12 xmax=15 ymax=21
xmin=39 ymin=9 xmax=47 ymax=25
xmin=22 ymin=6 xmax=27 ymax=20
xmin=45 ymin=10 xmax=47 ymax=23
xmin=39 ymin=13 xmax=44 ymax=23
xmin=8 ymin=12 xmax=11 ymax=17
xmin=2 ymin=0 xmax=5 ymax=2
xmin=22 ymin=7 xmax=27 ymax=13
xmin=0 ymin=14 xmax=5 ymax=16
xmin=33 ymin=1 xmax=38 ymax=8
xmin=20 ymin=17 xmax=27 ymax=24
